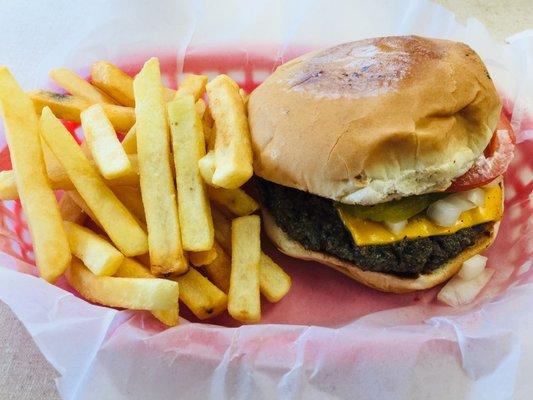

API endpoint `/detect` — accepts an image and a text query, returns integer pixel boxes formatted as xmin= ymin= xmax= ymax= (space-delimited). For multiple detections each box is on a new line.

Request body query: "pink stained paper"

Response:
xmin=0 ymin=1 xmax=532 ymax=399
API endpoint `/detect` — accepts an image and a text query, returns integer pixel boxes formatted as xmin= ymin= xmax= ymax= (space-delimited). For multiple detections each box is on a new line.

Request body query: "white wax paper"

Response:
xmin=0 ymin=1 xmax=532 ymax=399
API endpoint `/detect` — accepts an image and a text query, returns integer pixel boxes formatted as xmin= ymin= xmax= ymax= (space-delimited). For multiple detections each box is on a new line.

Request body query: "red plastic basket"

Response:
xmin=0 ymin=50 xmax=531 ymax=326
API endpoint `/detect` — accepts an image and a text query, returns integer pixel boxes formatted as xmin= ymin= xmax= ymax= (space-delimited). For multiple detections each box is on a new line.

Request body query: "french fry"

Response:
xmin=211 ymin=208 xmax=291 ymax=302
xmin=211 ymin=206 xmax=232 ymax=252
xmin=50 ymin=67 xmax=116 ymax=104
xmin=64 ymin=221 xmax=124 ymax=276
xmin=239 ymin=88 xmax=249 ymax=110
xmin=42 ymin=140 xmax=64 ymax=177
xmin=58 ymin=194 xmax=85 ymax=223
xmin=121 ymin=98 xmax=206 ymax=155
xmin=91 ymin=61 xmax=176 ymax=106
xmin=39 ymin=107 xmax=148 ymax=256
xmin=0 ymin=156 xmax=139 ymax=201
xmin=195 ymin=98 xmax=206 ymax=118
xmin=203 ymin=106 xmax=215 ymax=151
xmin=207 ymin=186 xmax=259 ymax=216
xmin=121 ymin=124 xmax=137 ymax=154
xmin=228 ymin=215 xmax=261 ymax=322
xmin=91 ymin=61 xmax=136 ymax=106
xmin=134 ymin=57 xmax=187 ymax=274
xmin=258 ymin=253 xmax=292 ymax=302
xmin=66 ymin=191 xmax=100 ymax=227
xmin=111 ymin=186 xmax=145 ymax=224
xmin=0 ymin=68 xmax=71 ymax=282
xmin=189 ymin=247 xmax=218 ymax=267
xmin=114 ymin=258 xmax=180 ymax=326
xmin=29 ymin=90 xmax=135 ymax=132
xmin=203 ymin=242 xmax=231 ymax=293
xmin=99 ymin=103 xmax=136 ymax=132
xmin=81 ymin=104 xmax=133 ymax=179
xmin=206 ymin=74 xmax=253 ymax=189
xmin=173 ymin=267 xmax=227 ymax=320
xmin=176 ymin=74 xmax=208 ymax=100
xmin=168 ymin=95 xmax=214 ymax=251
xmin=30 ymin=90 xmax=90 ymax=121
xmin=67 ymin=258 xmax=179 ymax=310
xmin=198 ymin=150 xmax=216 ymax=186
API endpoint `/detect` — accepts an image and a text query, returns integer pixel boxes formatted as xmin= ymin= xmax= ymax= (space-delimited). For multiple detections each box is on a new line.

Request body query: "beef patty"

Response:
xmin=256 ymin=178 xmax=490 ymax=277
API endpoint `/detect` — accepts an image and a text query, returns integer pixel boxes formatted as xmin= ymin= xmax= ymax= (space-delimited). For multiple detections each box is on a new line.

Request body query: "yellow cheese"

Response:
xmin=337 ymin=186 xmax=503 ymax=246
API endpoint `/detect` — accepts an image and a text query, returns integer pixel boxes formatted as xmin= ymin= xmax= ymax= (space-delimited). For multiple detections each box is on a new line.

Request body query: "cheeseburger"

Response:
xmin=248 ymin=36 xmax=514 ymax=293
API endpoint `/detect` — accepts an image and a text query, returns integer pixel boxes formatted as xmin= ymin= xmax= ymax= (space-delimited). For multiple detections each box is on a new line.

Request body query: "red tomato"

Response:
xmin=447 ymin=113 xmax=515 ymax=192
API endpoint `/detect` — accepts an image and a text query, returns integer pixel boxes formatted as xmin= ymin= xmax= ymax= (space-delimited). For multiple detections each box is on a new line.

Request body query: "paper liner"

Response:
xmin=0 ymin=1 xmax=531 ymax=398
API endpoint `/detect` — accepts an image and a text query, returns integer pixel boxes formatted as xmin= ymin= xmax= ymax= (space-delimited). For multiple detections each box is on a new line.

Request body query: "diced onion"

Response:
xmin=463 ymin=188 xmax=485 ymax=207
xmin=384 ymin=220 xmax=407 ymax=234
xmin=427 ymin=199 xmax=462 ymax=227
xmin=426 ymin=190 xmax=485 ymax=227
xmin=458 ymin=254 xmax=487 ymax=280
xmin=446 ymin=195 xmax=476 ymax=212
xmin=437 ymin=268 xmax=494 ymax=307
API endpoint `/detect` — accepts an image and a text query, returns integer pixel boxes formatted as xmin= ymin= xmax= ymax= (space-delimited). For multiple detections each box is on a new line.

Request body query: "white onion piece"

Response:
xmin=458 ymin=254 xmax=487 ymax=280
xmin=427 ymin=200 xmax=462 ymax=227
xmin=384 ymin=220 xmax=407 ymax=234
xmin=447 ymin=193 xmax=477 ymax=212
xmin=437 ymin=268 xmax=494 ymax=307
xmin=463 ymin=188 xmax=485 ymax=207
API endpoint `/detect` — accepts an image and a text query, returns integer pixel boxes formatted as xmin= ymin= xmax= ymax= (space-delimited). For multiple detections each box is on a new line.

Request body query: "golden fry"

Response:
xmin=64 ymin=221 xmax=124 ymax=276
xmin=111 ymin=186 xmax=145 ymax=224
xmin=198 ymin=150 xmax=216 ymax=186
xmin=99 ymin=103 xmax=135 ymax=132
xmin=207 ymin=186 xmax=259 ymax=216
xmin=29 ymin=90 xmax=135 ymax=132
xmin=206 ymin=74 xmax=253 ymax=189
xmin=0 ymin=68 xmax=71 ymax=282
xmin=91 ymin=61 xmax=135 ymax=106
xmin=30 ymin=90 xmax=90 ymax=121
xmin=203 ymin=242 xmax=231 ymax=293
xmin=203 ymin=105 xmax=215 ymax=151
xmin=211 ymin=206 xmax=232 ymax=252
xmin=40 ymin=108 xmax=148 ymax=256
xmin=239 ymin=88 xmax=249 ymax=111
xmin=228 ymin=215 xmax=261 ymax=322
xmin=121 ymin=98 xmax=206 ymax=155
xmin=258 ymin=253 xmax=292 ymax=302
xmin=67 ymin=258 xmax=179 ymax=310
xmin=176 ymin=74 xmax=208 ymax=100
xmin=168 ymin=95 xmax=214 ymax=251
xmin=81 ymin=104 xmax=133 ymax=179
xmin=50 ymin=67 xmax=116 ymax=104
xmin=173 ymin=267 xmax=227 ymax=320
xmin=58 ymin=194 xmax=85 ymax=223
xmin=0 ymin=156 xmax=139 ymax=201
xmin=114 ymin=258 xmax=180 ymax=326
xmin=134 ymin=57 xmax=187 ymax=274
xmin=210 ymin=208 xmax=291 ymax=301
xmin=91 ymin=61 xmax=176 ymax=106
xmin=189 ymin=246 xmax=218 ymax=267
xmin=121 ymin=124 xmax=137 ymax=154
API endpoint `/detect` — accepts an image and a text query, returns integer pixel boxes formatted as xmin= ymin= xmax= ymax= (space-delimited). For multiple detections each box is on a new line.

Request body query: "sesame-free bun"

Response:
xmin=248 ymin=36 xmax=501 ymax=205
xmin=262 ymin=210 xmax=499 ymax=293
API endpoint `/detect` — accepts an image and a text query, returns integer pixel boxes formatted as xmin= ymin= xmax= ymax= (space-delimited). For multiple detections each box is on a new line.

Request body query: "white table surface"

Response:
xmin=0 ymin=1 xmax=531 ymax=399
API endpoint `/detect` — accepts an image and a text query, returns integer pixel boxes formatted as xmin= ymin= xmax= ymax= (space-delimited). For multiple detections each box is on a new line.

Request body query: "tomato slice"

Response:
xmin=447 ymin=113 xmax=515 ymax=192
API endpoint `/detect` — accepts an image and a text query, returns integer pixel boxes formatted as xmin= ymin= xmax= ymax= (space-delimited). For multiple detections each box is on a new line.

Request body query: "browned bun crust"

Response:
xmin=249 ymin=36 xmax=501 ymax=205
xmin=262 ymin=210 xmax=500 ymax=293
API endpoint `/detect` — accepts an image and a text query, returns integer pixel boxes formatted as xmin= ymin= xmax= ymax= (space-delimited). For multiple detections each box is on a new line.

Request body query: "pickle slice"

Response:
xmin=337 ymin=193 xmax=445 ymax=223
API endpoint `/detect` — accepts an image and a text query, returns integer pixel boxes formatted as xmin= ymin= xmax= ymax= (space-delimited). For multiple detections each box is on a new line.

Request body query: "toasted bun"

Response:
xmin=262 ymin=210 xmax=499 ymax=293
xmin=249 ymin=36 xmax=501 ymax=205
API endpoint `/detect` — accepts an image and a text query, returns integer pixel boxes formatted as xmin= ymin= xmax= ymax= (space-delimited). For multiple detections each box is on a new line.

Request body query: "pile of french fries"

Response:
xmin=0 ymin=58 xmax=291 ymax=326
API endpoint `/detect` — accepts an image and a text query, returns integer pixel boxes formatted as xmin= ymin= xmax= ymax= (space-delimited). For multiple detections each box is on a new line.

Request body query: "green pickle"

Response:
xmin=337 ymin=193 xmax=445 ymax=223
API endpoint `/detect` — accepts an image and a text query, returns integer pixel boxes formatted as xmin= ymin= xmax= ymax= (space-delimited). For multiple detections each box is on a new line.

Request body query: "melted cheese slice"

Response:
xmin=337 ymin=185 xmax=503 ymax=246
